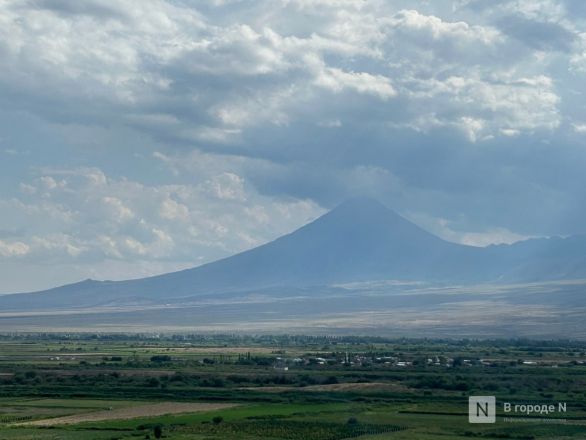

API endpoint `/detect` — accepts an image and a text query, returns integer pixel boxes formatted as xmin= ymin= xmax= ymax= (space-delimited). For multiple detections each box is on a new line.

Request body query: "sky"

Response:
xmin=1 ymin=0 xmax=585 ymax=293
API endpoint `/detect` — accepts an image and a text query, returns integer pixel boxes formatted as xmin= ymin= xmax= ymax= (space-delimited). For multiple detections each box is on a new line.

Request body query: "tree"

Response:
xmin=212 ymin=416 xmax=224 ymax=424
xmin=153 ymin=425 xmax=163 ymax=439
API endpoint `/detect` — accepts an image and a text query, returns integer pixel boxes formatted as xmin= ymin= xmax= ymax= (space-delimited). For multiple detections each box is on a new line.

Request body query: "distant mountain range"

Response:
xmin=1 ymin=197 xmax=586 ymax=312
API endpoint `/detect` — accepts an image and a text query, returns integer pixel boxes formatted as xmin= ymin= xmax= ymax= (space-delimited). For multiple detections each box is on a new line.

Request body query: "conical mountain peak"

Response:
xmin=3 ymin=198 xmax=584 ymax=314
xmin=297 ymin=197 xmax=445 ymax=249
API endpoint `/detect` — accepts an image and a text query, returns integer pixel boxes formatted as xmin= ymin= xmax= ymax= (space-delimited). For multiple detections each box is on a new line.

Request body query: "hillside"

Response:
xmin=1 ymin=198 xmax=584 ymax=312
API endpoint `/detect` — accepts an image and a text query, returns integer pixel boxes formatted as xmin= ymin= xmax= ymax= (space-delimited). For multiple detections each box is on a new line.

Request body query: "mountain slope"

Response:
xmin=0 ymin=198 xmax=584 ymax=311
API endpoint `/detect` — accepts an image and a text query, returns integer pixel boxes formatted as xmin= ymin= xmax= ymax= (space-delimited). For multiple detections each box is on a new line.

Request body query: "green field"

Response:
xmin=1 ymin=334 xmax=585 ymax=439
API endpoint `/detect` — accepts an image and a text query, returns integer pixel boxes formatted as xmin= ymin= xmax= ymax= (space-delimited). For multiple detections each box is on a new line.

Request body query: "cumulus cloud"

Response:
xmin=0 ymin=240 xmax=30 ymax=257
xmin=389 ymin=9 xmax=502 ymax=46
xmin=0 ymin=0 xmax=564 ymax=144
xmin=0 ymin=0 xmax=586 ymax=291
xmin=315 ymin=67 xmax=396 ymax=99
xmin=0 ymin=165 xmax=323 ymax=290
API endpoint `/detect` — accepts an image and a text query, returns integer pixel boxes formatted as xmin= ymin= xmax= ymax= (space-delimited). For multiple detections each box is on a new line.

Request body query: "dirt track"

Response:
xmin=21 ymin=402 xmax=237 ymax=426
xmin=240 ymin=381 xmax=410 ymax=393
xmin=302 ymin=382 xmax=409 ymax=392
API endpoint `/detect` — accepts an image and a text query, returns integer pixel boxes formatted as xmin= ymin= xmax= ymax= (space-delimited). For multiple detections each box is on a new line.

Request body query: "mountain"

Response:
xmin=1 ymin=197 xmax=585 ymax=312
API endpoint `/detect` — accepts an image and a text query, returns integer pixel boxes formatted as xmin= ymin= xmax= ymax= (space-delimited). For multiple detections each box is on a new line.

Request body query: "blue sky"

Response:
xmin=1 ymin=0 xmax=585 ymax=292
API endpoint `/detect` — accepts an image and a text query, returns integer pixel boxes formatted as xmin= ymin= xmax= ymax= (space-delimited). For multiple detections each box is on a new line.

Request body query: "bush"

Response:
xmin=212 ymin=416 xmax=224 ymax=424
xmin=146 ymin=377 xmax=160 ymax=387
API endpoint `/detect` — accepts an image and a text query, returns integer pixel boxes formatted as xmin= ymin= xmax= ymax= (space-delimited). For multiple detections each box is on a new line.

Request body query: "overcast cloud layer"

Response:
xmin=1 ymin=0 xmax=585 ymax=292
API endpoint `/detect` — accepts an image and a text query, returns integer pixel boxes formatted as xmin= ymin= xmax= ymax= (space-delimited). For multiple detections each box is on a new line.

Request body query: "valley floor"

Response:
xmin=2 ymin=279 xmax=586 ymax=339
xmin=1 ymin=334 xmax=586 ymax=439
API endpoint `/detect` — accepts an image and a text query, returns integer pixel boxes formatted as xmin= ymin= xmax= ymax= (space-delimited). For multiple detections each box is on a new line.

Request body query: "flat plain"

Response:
xmin=1 ymin=334 xmax=585 ymax=439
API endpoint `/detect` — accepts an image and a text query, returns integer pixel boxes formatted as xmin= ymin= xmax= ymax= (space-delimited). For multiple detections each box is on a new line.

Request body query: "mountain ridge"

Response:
xmin=1 ymin=197 xmax=585 ymax=312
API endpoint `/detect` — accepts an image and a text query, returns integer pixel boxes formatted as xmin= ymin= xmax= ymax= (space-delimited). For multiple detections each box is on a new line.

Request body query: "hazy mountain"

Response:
xmin=1 ymin=198 xmax=585 ymax=312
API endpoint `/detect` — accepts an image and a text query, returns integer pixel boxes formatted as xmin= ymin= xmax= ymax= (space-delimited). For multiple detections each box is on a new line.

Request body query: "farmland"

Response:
xmin=1 ymin=334 xmax=586 ymax=439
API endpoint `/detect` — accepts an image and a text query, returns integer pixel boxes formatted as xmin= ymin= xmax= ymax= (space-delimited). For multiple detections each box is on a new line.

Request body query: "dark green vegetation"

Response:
xmin=1 ymin=334 xmax=586 ymax=439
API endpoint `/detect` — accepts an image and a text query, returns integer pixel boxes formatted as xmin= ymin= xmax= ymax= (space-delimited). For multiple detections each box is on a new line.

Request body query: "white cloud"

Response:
xmin=205 ymin=172 xmax=248 ymax=201
xmin=30 ymin=234 xmax=86 ymax=258
xmin=407 ymin=213 xmax=535 ymax=247
xmin=399 ymin=73 xmax=560 ymax=139
xmin=458 ymin=228 xmax=534 ymax=247
xmin=315 ymin=67 xmax=396 ymax=99
xmin=570 ymin=32 xmax=586 ymax=72
xmin=40 ymin=176 xmax=60 ymax=190
xmin=0 ymin=240 xmax=30 ymax=257
xmin=496 ymin=0 xmax=566 ymax=21
xmin=101 ymin=196 xmax=135 ymax=222
xmin=0 ymin=0 xmax=564 ymax=145
xmin=0 ymin=166 xmax=324 ymax=279
xmin=159 ymin=198 xmax=189 ymax=221
xmin=459 ymin=116 xmax=486 ymax=142
xmin=19 ymin=183 xmax=37 ymax=195
xmin=389 ymin=9 xmax=502 ymax=45
xmin=1 ymin=0 xmax=585 ymax=291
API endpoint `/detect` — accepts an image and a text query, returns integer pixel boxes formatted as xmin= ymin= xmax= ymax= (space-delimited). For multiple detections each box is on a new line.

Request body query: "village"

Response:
xmin=271 ymin=352 xmax=579 ymax=371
